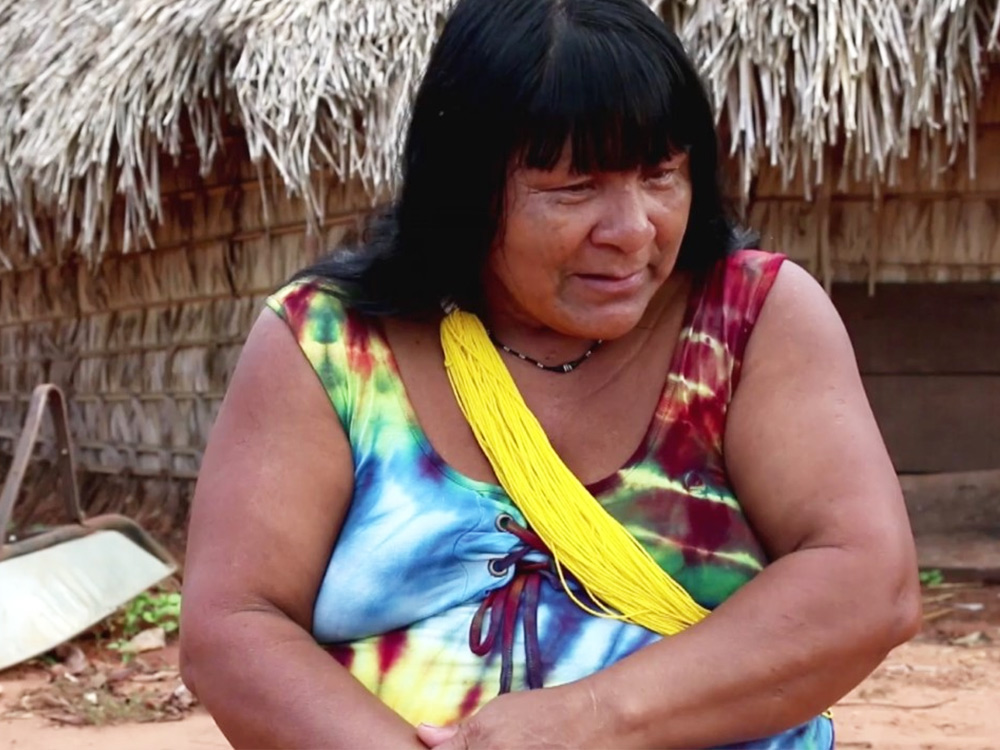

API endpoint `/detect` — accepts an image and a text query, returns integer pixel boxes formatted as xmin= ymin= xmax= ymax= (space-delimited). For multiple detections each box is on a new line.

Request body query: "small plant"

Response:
xmin=119 ymin=590 xmax=182 ymax=638
xmin=103 ymin=589 xmax=182 ymax=660
xmin=919 ymin=568 xmax=944 ymax=588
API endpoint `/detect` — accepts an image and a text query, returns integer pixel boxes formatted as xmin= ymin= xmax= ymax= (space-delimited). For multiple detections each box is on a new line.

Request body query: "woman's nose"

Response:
xmin=589 ymin=184 xmax=656 ymax=254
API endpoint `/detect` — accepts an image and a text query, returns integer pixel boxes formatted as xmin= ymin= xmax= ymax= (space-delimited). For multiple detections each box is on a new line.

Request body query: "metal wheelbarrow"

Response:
xmin=0 ymin=384 xmax=178 ymax=672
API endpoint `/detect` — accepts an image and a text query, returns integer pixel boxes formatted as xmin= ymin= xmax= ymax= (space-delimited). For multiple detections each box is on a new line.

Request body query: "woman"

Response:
xmin=180 ymin=0 xmax=921 ymax=747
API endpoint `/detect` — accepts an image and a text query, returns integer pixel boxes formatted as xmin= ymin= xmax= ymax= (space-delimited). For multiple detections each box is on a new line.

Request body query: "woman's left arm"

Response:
xmin=420 ymin=261 xmax=922 ymax=749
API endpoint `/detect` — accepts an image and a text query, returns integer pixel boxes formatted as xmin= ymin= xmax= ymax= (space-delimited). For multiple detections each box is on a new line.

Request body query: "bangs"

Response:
xmin=515 ymin=19 xmax=692 ymax=174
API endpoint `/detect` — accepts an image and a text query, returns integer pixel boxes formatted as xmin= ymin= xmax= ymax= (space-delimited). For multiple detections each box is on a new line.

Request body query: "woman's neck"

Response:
xmin=481 ymin=274 xmax=689 ymax=369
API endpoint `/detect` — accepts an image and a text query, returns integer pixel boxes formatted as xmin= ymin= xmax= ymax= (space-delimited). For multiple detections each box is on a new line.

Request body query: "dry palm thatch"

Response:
xmin=0 ymin=0 xmax=453 ymax=268
xmin=662 ymin=0 xmax=1000 ymax=196
xmin=1 ymin=0 xmax=999 ymax=266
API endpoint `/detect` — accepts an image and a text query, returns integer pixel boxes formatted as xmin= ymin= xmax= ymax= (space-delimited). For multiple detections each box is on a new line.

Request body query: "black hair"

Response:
xmin=298 ymin=0 xmax=755 ymax=314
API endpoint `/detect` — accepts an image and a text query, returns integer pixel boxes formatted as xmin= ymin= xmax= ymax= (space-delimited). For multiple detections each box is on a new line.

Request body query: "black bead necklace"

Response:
xmin=487 ymin=331 xmax=604 ymax=373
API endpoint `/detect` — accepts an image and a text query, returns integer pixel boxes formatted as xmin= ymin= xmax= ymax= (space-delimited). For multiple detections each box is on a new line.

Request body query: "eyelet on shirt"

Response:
xmin=487 ymin=558 xmax=509 ymax=577
xmin=682 ymin=469 xmax=705 ymax=491
xmin=495 ymin=513 xmax=514 ymax=532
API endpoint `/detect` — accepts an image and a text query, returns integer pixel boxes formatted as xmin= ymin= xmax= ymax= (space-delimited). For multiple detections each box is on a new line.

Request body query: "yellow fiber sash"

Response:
xmin=440 ymin=308 xmax=709 ymax=636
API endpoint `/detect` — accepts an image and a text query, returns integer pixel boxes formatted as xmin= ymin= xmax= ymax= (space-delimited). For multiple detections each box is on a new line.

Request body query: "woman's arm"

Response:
xmin=421 ymin=261 xmax=922 ymax=749
xmin=180 ymin=310 xmax=425 ymax=749
xmin=588 ymin=261 xmax=921 ymax=746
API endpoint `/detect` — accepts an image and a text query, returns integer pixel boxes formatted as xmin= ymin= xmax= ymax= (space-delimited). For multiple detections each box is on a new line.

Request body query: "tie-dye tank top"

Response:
xmin=265 ymin=249 xmax=834 ymax=749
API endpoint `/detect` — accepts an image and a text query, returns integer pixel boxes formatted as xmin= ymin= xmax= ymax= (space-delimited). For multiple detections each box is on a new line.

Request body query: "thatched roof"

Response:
xmin=1 ymin=0 xmax=999 ymax=265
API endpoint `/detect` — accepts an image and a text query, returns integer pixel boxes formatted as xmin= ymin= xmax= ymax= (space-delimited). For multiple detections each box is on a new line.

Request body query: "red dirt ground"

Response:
xmin=2 ymin=584 xmax=999 ymax=749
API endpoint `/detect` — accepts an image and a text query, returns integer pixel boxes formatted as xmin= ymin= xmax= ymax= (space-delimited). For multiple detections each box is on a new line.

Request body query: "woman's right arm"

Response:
xmin=180 ymin=309 xmax=424 ymax=749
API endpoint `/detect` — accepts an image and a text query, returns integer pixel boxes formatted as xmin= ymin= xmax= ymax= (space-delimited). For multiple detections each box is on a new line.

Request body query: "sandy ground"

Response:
xmin=834 ymin=641 xmax=1000 ymax=749
xmin=2 ymin=586 xmax=999 ymax=749
xmin=1 ymin=707 xmax=226 ymax=750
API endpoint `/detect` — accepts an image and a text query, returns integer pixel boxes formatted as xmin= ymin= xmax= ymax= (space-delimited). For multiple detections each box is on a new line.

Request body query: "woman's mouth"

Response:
xmin=572 ymin=270 xmax=646 ymax=296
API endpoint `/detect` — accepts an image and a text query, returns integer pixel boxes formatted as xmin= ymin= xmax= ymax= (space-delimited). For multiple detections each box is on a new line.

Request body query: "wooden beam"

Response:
xmin=863 ymin=375 xmax=1000 ymax=473
xmin=834 ymin=283 xmax=1000 ymax=375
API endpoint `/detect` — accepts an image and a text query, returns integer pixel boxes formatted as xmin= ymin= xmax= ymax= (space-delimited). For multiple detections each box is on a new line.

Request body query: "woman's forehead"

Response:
xmin=514 ymin=137 xmax=685 ymax=174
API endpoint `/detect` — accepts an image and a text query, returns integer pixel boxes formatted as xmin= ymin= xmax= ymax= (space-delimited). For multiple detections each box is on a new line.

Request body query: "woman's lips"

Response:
xmin=572 ymin=270 xmax=646 ymax=296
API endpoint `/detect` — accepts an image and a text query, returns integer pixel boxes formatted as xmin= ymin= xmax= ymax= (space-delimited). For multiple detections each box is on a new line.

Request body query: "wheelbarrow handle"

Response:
xmin=0 ymin=384 xmax=84 ymax=552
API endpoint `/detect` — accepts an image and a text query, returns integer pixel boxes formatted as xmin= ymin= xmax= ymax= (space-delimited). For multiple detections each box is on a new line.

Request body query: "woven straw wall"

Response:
xmin=748 ymin=68 xmax=1000 ymax=290
xmin=0 ymin=127 xmax=369 ymax=545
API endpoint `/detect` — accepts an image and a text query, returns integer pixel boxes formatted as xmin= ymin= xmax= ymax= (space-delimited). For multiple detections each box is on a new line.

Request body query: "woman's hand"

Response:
xmin=417 ymin=685 xmax=615 ymax=750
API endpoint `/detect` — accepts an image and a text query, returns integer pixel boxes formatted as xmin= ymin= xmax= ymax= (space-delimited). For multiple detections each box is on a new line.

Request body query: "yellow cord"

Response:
xmin=440 ymin=308 xmax=710 ymax=636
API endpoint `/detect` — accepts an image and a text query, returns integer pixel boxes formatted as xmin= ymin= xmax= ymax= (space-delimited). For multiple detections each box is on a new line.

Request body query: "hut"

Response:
xmin=1 ymin=0 xmax=999 ymax=552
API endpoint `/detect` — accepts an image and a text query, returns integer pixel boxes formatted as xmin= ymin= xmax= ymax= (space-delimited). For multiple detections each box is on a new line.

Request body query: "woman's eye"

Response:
xmin=644 ymin=168 xmax=677 ymax=185
xmin=557 ymin=181 xmax=594 ymax=193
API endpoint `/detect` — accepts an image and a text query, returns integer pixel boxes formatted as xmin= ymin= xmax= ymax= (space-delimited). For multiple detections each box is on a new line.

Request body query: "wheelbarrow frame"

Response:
xmin=0 ymin=384 xmax=177 ymax=571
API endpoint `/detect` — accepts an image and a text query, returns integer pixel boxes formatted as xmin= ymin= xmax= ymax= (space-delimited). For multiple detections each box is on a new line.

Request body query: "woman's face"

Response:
xmin=485 ymin=146 xmax=693 ymax=341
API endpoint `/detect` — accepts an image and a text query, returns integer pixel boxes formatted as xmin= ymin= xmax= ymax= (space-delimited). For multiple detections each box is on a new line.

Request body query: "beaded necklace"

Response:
xmin=486 ymin=331 xmax=604 ymax=373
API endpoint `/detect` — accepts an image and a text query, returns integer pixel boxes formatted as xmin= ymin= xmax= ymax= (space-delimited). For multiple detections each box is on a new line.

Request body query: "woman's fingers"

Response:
xmin=416 ymin=723 xmax=461 ymax=748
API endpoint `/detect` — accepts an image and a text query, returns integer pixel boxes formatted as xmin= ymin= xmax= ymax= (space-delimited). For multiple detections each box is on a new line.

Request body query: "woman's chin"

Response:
xmin=557 ymin=305 xmax=648 ymax=341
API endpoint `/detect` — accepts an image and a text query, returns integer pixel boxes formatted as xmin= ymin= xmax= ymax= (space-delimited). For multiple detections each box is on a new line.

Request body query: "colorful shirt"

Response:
xmin=265 ymin=249 xmax=834 ymax=749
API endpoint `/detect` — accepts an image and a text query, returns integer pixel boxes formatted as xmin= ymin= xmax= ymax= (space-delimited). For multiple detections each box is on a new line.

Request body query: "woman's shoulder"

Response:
xmin=696 ymin=248 xmax=787 ymax=322
xmin=684 ymin=249 xmax=792 ymax=379
xmin=266 ymin=275 xmax=355 ymax=321
xmin=262 ymin=275 xmax=388 ymax=427
xmin=718 ymin=248 xmax=786 ymax=289
xmin=263 ymin=275 xmax=383 ymax=346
